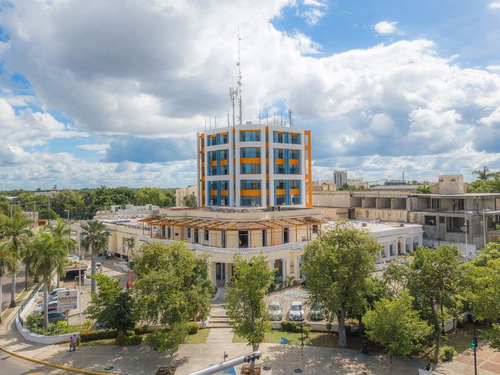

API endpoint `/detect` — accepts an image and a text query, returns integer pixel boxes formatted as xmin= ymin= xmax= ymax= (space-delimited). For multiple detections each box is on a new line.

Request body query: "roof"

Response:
xmin=139 ymin=215 xmax=323 ymax=231
xmin=411 ymin=193 xmax=500 ymax=198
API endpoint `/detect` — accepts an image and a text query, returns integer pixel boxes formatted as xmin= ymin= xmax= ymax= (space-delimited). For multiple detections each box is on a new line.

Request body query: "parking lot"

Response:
xmin=265 ymin=286 xmax=324 ymax=322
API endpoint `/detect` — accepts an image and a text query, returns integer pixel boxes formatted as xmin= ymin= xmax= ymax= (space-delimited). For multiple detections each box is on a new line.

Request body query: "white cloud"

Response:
xmin=374 ymin=21 xmax=401 ymax=35
xmin=77 ymin=144 xmax=110 ymax=154
xmin=298 ymin=0 xmax=327 ymax=25
xmin=487 ymin=65 xmax=500 ymax=72
xmin=0 ymin=1 xmax=500 ymax=188
xmin=489 ymin=2 xmax=500 ymax=9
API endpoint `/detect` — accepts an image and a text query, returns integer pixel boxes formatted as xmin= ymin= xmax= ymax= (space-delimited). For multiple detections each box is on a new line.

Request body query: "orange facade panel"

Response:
xmin=240 ymin=157 xmax=261 ymax=164
xmin=240 ymin=190 xmax=261 ymax=196
xmin=289 ymin=159 xmax=299 ymax=165
xmin=276 ymin=189 xmax=286 ymax=195
xmin=210 ymin=161 xmax=217 ymax=167
xmin=220 ymin=159 xmax=228 ymax=166
xmin=221 ymin=190 xmax=229 ymax=196
xmin=275 ymin=159 xmax=285 ymax=165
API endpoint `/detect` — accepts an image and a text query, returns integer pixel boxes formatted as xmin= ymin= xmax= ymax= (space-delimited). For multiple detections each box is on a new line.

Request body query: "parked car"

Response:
xmin=96 ymin=262 xmax=103 ymax=271
xmin=34 ymin=300 xmax=58 ymax=314
xmin=309 ymin=302 xmax=325 ymax=321
xmin=267 ymin=301 xmax=282 ymax=321
xmin=289 ymin=301 xmax=304 ymax=321
xmin=41 ymin=310 xmax=66 ymax=323
xmin=49 ymin=287 xmax=69 ymax=297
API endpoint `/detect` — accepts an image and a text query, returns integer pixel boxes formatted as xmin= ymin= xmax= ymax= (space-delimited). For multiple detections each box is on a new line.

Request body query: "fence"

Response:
xmin=17 ymin=282 xmax=43 ymax=328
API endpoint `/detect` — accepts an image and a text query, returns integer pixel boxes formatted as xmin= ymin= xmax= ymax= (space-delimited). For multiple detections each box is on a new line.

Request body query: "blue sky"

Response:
xmin=0 ymin=0 xmax=499 ymax=190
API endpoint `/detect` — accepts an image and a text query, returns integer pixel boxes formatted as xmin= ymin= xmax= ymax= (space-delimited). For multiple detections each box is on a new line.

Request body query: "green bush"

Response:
xmin=442 ymin=346 xmax=456 ymax=361
xmin=116 ymin=332 xmax=127 ymax=346
xmin=268 ymin=283 xmax=276 ymax=293
xmin=79 ymin=329 xmax=118 ymax=342
xmin=188 ymin=323 xmax=199 ymax=335
xmin=281 ymin=321 xmax=310 ymax=337
xmin=134 ymin=325 xmax=153 ymax=335
xmin=26 ymin=313 xmax=43 ymax=330
xmin=125 ymin=335 xmax=143 ymax=345
xmin=126 ymin=330 xmax=135 ymax=337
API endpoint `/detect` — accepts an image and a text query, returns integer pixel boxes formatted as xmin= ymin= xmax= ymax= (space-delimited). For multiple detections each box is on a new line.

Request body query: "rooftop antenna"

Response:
xmin=288 ymin=93 xmax=292 ymax=127
xmin=204 ymin=118 xmax=207 ymax=131
xmin=237 ymin=29 xmax=243 ymax=126
xmin=227 ymin=111 xmax=230 ymax=127
xmin=229 ymin=87 xmax=236 ymax=126
xmin=209 ymin=117 xmax=212 ymax=130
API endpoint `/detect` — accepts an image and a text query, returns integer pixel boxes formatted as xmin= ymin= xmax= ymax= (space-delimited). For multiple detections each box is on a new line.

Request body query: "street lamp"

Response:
xmin=64 ymin=209 xmax=70 ymax=222
xmin=483 ymin=208 xmax=490 ymax=247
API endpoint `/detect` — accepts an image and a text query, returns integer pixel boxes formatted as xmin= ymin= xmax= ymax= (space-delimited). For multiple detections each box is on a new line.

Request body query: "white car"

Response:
xmin=49 ymin=287 xmax=69 ymax=297
xmin=34 ymin=300 xmax=58 ymax=314
xmin=289 ymin=301 xmax=304 ymax=321
xmin=267 ymin=301 xmax=282 ymax=321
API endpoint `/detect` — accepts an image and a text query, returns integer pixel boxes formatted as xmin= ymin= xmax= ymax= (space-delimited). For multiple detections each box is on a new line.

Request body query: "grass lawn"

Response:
xmin=185 ymin=328 xmax=210 ymax=344
xmin=1 ymin=289 xmax=31 ymax=322
xmin=233 ymin=330 xmax=336 ymax=347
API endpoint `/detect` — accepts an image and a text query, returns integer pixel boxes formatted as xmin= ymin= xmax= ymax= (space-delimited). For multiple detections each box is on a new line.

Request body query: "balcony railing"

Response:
xmin=139 ymin=235 xmax=306 ymax=255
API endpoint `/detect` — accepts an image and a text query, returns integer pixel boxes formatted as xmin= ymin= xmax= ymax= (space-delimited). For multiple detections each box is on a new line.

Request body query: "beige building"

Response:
xmin=175 ymin=185 xmax=197 ymax=207
xmin=140 ymin=207 xmax=323 ymax=286
xmin=313 ymin=175 xmax=500 ymax=258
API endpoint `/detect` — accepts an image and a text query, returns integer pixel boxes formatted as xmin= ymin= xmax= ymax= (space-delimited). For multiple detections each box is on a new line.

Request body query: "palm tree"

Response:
xmin=30 ymin=232 xmax=67 ymax=329
xmin=472 ymin=165 xmax=491 ymax=180
xmin=80 ymin=221 xmax=110 ymax=293
xmin=125 ymin=236 xmax=136 ymax=263
xmin=0 ymin=211 xmax=33 ymax=306
xmin=48 ymin=219 xmax=76 ymax=287
xmin=415 ymin=183 xmax=432 ymax=194
xmin=0 ymin=241 xmax=17 ymax=323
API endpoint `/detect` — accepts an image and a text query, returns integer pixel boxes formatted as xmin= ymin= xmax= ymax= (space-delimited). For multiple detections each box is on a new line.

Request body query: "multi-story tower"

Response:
xmin=333 ymin=170 xmax=347 ymax=188
xmin=197 ymin=122 xmax=312 ymax=208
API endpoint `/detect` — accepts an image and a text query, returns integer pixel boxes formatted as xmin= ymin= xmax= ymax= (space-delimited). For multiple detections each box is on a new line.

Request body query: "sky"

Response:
xmin=0 ymin=0 xmax=500 ymax=190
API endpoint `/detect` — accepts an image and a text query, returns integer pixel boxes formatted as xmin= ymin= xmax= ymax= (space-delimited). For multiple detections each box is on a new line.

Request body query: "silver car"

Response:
xmin=267 ymin=300 xmax=282 ymax=321
xmin=289 ymin=301 xmax=304 ymax=321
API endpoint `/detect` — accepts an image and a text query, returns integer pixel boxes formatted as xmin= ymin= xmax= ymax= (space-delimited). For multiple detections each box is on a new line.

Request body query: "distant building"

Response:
xmin=175 ymin=185 xmax=197 ymax=207
xmin=347 ymin=178 xmax=369 ymax=189
xmin=94 ymin=204 xmax=159 ymax=220
xmin=333 ymin=170 xmax=347 ymax=188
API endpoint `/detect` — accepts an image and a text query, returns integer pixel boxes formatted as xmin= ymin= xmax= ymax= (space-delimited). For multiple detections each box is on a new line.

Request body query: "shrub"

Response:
xmin=282 ymin=321 xmax=310 ymax=336
xmin=187 ymin=323 xmax=199 ymax=335
xmin=80 ymin=329 xmax=118 ymax=342
xmin=26 ymin=313 xmax=43 ymax=330
xmin=116 ymin=332 xmax=126 ymax=346
xmin=442 ymin=346 xmax=456 ymax=361
xmin=268 ymin=283 xmax=276 ymax=293
xmin=125 ymin=335 xmax=143 ymax=345
xmin=126 ymin=330 xmax=135 ymax=337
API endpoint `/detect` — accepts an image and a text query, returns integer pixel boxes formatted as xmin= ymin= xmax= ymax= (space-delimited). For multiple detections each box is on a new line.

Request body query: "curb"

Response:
xmin=0 ymin=345 xmax=119 ymax=375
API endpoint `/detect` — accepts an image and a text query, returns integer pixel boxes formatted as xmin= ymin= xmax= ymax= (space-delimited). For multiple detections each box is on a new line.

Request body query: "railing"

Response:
xmin=17 ymin=282 xmax=43 ymax=327
xmin=140 ymin=235 xmax=306 ymax=254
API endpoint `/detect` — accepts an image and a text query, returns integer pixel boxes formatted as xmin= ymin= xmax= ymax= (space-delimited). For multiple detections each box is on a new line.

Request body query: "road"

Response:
xmin=1 ymin=263 xmax=26 ymax=312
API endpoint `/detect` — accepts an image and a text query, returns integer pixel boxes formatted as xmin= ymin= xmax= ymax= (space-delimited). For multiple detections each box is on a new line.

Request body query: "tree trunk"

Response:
xmin=56 ymin=272 xmax=60 ymax=288
xmin=432 ymin=305 xmax=440 ymax=364
xmin=43 ymin=281 xmax=49 ymax=329
xmin=25 ymin=263 xmax=29 ymax=291
xmin=338 ymin=306 xmax=347 ymax=348
xmin=0 ymin=275 xmax=3 ymax=323
xmin=91 ymin=246 xmax=96 ymax=293
xmin=9 ymin=273 xmax=16 ymax=307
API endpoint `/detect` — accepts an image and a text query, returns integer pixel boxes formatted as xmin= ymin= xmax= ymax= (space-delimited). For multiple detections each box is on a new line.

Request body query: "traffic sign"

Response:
xmin=57 ymin=290 xmax=78 ymax=310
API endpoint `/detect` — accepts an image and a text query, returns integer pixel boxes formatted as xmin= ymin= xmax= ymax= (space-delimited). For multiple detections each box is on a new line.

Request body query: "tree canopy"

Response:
xmin=302 ymin=219 xmax=380 ymax=347
xmin=225 ymin=254 xmax=274 ymax=351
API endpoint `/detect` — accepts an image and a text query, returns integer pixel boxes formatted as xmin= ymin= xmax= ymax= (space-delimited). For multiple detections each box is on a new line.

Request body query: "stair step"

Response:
xmin=210 ymin=315 xmax=228 ymax=319
xmin=209 ymin=323 xmax=233 ymax=328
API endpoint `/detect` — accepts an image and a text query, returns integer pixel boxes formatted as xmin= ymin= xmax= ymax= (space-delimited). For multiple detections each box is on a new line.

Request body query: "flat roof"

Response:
xmin=411 ymin=193 xmax=500 ymax=198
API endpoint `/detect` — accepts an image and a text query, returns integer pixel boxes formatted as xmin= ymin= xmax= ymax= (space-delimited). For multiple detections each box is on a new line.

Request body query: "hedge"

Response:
xmin=188 ymin=323 xmax=199 ymax=335
xmin=281 ymin=321 xmax=311 ymax=338
xmin=80 ymin=329 xmax=118 ymax=342
xmin=125 ymin=335 xmax=143 ymax=345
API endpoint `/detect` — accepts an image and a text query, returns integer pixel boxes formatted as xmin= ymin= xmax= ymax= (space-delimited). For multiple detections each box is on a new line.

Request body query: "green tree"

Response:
xmin=0 ymin=211 xmax=33 ymax=305
xmin=302 ymin=220 xmax=380 ymax=347
xmin=364 ymin=290 xmax=432 ymax=359
xmin=80 ymin=221 xmax=111 ymax=293
xmin=472 ymin=242 xmax=500 ymax=267
xmin=30 ymin=232 xmax=68 ymax=329
xmin=183 ymin=194 xmax=197 ymax=208
xmin=405 ymin=245 xmax=462 ymax=363
xmin=124 ymin=237 xmax=136 ymax=261
xmin=226 ymin=254 xmax=274 ymax=353
xmin=146 ymin=322 xmax=188 ymax=372
xmin=0 ymin=241 xmax=17 ymax=323
xmin=415 ymin=183 xmax=432 ymax=194
xmin=48 ymin=219 xmax=76 ymax=287
xmin=134 ymin=187 xmax=167 ymax=206
xmin=133 ymin=242 xmax=212 ymax=326
xmin=87 ymin=273 xmax=136 ymax=333
xmin=472 ymin=165 xmax=491 ymax=180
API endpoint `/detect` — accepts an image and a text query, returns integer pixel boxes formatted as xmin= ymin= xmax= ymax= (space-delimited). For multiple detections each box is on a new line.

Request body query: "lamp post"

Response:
xmin=483 ymin=208 xmax=490 ymax=247
xmin=64 ymin=209 xmax=70 ymax=222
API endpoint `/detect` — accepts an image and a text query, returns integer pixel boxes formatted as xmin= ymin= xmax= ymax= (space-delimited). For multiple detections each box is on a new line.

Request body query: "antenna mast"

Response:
xmin=237 ymin=30 xmax=243 ymax=126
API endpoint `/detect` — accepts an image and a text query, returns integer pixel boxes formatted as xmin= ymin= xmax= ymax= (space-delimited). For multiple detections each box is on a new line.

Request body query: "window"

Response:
xmin=312 ymin=225 xmax=318 ymax=234
xmin=289 ymin=165 xmax=300 ymax=174
xmin=238 ymin=231 xmax=249 ymax=248
xmin=424 ymin=216 xmax=436 ymax=226
xmin=208 ymin=181 xmax=217 ymax=191
xmin=290 ymin=180 xmax=300 ymax=189
xmin=220 ymin=180 xmax=229 ymax=190
xmin=209 ymin=166 xmax=217 ymax=176
xmin=241 ymin=164 xmax=261 ymax=174
xmin=240 ymin=131 xmax=261 ymax=142
xmin=290 ymin=133 xmax=300 ymax=144
xmin=276 ymin=195 xmax=286 ymax=205
xmin=187 ymin=228 xmax=191 ymax=238
xmin=220 ymin=133 xmax=228 ymax=144
xmin=221 ymin=231 xmax=226 ymax=248
xmin=275 ymin=164 xmax=286 ymax=174
xmin=274 ymin=148 xmax=285 ymax=159
xmin=194 ymin=229 xmax=199 ymax=243
xmin=274 ymin=132 xmax=284 ymax=143
xmin=209 ymin=196 xmax=217 ymax=205
xmin=220 ymin=165 xmax=229 ymax=175
xmin=241 ymin=180 xmax=261 ymax=190
xmin=241 ymin=196 xmax=262 ymax=207
xmin=208 ymin=151 xmax=217 ymax=162
xmin=275 ymin=180 xmax=286 ymax=189
xmin=220 ymin=196 xmax=228 ymax=206
xmin=219 ymin=149 xmax=228 ymax=160
xmin=204 ymin=230 xmax=209 ymax=242
xmin=290 ymin=150 xmax=300 ymax=159
xmin=240 ymin=147 xmax=261 ymax=158
xmin=283 ymin=228 xmax=289 ymax=244
xmin=262 ymin=230 xmax=268 ymax=247
xmin=291 ymin=194 xmax=300 ymax=204
xmin=167 ymin=226 xmax=171 ymax=238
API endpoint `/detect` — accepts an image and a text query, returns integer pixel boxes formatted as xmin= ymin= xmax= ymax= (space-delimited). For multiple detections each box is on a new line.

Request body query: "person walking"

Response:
xmin=126 ymin=281 xmax=130 ymax=289
xmin=69 ymin=336 xmax=75 ymax=352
